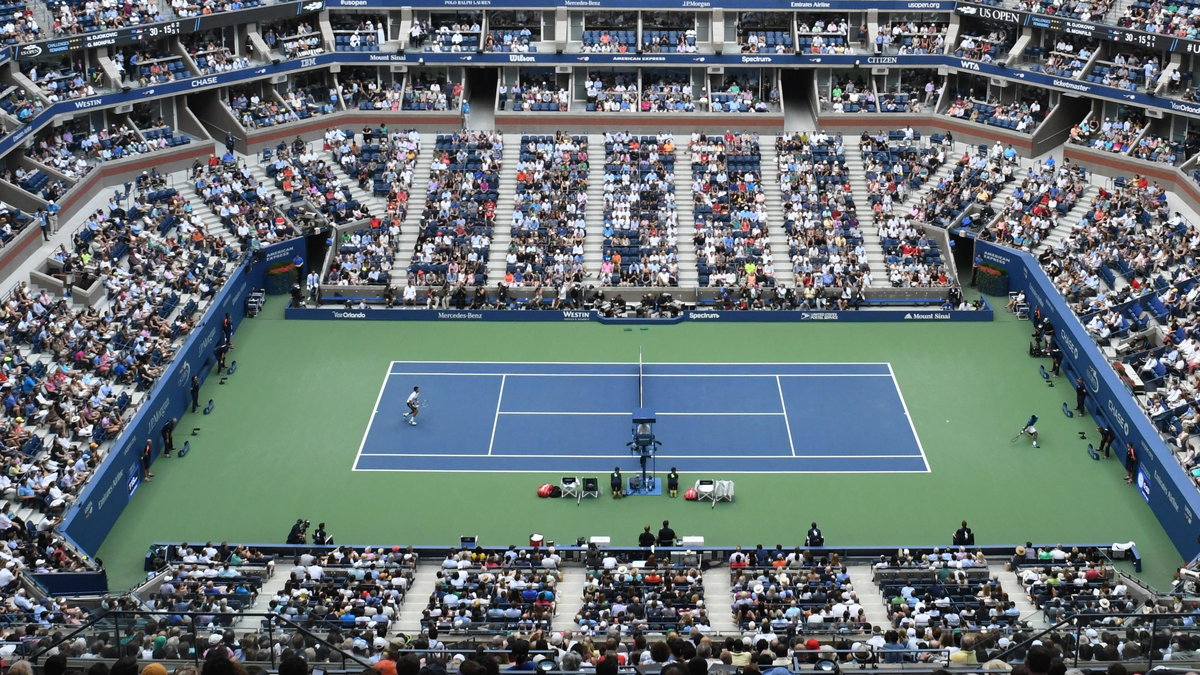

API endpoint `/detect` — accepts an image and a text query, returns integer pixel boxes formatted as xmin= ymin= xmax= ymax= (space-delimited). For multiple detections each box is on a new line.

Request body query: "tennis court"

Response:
xmin=353 ymin=361 xmax=928 ymax=473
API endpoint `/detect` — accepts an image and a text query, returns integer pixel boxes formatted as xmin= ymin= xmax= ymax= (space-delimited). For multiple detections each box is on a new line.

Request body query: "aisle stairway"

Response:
xmin=676 ymin=145 xmax=699 ymax=289
xmin=485 ymin=136 xmax=521 ymax=284
xmin=583 ymin=133 xmax=607 ymax=282
xmin=758 ymin=139 xmax=794 ymax=287
xmin=845 ymin=151 xmax=890 ymax=286
xmin=393 ymin=145 xmax=436 ymax=283
xmin=1039 ymin=185 xmax=1097 ymax=253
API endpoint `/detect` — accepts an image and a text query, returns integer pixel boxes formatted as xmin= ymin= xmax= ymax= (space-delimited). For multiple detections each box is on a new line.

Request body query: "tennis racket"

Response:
xmin=415 ymin=398 xmax=429 ymax=410
xmin=1010 ymin=430 xmax=1024 ymax=443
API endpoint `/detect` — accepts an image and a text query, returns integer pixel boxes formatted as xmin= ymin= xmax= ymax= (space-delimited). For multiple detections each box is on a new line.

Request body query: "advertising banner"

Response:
xmin=975 ymin=240 xmax=1199 ymax=560
xmin=60 ymin=240 xmax=306 ymax=557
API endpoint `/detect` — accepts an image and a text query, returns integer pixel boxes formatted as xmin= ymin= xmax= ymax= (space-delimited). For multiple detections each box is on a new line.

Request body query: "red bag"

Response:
xmin=684 ymin=488 xmax=698 ymax=501
xmin=537 ymin=484 xmax=554 ymax=498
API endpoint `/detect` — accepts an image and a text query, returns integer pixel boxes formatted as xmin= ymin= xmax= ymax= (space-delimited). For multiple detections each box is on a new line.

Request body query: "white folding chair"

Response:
xmin=560 ymin=477 xmax=580 ymax=500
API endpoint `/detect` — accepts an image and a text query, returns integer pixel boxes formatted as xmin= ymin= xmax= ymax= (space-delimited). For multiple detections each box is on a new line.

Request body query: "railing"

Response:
xmin=29 ymin=610 xmax=375 ymax=669
xmin=994 ymin=611 xmax=1200 ymax=670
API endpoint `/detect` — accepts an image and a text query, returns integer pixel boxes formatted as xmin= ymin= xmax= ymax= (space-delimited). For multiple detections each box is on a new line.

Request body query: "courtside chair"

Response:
xmin=581 ymin=477 xmax=601 ymax=499
xmin=560 ymin=476 xmax=580 ymax=499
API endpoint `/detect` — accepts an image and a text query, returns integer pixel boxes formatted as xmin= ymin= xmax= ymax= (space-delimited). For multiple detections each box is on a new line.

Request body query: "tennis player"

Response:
xmin=403 ymin=386 xmax=421 ymax=426
xmin=1019 ymin=414 xmax=1039 ymax=447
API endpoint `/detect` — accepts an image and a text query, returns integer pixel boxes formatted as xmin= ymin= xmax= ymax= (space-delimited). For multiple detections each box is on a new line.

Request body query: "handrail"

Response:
xmin=30 ymin=610 xmax=375 ymax=669
xmin=991 ymin=611 xmax=1199 ymax=668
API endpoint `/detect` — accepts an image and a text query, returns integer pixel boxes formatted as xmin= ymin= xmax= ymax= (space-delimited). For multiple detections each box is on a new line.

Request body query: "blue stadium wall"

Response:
xmin=60 ymin=239 xmax=307 ymax=560
xmin=976 ymin=241 xmax=1200 ymax=560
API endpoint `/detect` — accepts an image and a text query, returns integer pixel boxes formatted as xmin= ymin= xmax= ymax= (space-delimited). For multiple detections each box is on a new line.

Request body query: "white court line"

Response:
xmin=353 ymin=468 xmax=931 ymax=474
xmin=486 ymin=374 xmax=507 ymax=456
xmin=351 ymin=369 xmax=393 ymax=471
xmin=494 ymin=411 xmax=786 ymax=416
xmin=358 ymin=452 xmax=924 ymax=459
xmin=388 ymin=357 xmax=897 ymax=362
xmin=888 ymin=362 xmax=931 ymax=472
xmin=387 ymin=371 xmax=892 ymax=378
xmin=777 ymin=376 xmax=797 ymax=457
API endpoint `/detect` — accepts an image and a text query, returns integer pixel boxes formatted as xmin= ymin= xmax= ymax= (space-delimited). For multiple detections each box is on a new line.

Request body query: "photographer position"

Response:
xmin=286 ymin=519 xmax=310 ymax=544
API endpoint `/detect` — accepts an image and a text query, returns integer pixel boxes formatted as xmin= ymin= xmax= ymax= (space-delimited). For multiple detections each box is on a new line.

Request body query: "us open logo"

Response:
xmin=176 ymin=361 xmax=192 ymax=390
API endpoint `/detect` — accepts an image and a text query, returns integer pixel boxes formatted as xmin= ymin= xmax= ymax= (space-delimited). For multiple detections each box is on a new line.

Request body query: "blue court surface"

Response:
xmin=353 ymin=362 xmax=928 ymax=474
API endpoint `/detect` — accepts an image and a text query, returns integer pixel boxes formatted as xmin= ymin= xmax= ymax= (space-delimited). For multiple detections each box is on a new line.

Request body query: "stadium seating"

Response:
xmin=691 ymin=132 xmax=774 ymax=287
xmin=505 ymin=134 xmax=589 ymax=287
xmin=408 ymin=132 xmax=501 ymax=287
xmin=600 ymin=133 xmax=679 ymax=286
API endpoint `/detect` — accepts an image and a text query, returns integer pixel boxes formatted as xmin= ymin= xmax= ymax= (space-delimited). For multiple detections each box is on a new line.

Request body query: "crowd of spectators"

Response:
xmin=332 ymin=18 xmax=384 ymax=51
xmin=270 ymin=547 xmax=416 ymax=632
xmin=408 ymin=17 xmax=482 ymax=52
xmin=731 ymin=555 xmax=857 ymax=630
xmin=399 ymin=75 xmax=461 ymax=112
xmin=777 ymin=131 xmax=870 ymax=291
xmin=875 ymin=21 xmax=947 ymax=55
xmin=1027 ymin=38 xmax=1094 ymax=78
xmin=228 ymin=89 xmax=300 ymax=129
xmin=50 ymin=0 xmax=163 ymax=35
xmin=408 ymin=131 xmax=502 ymax=288
xmin=1015 ymin=0 xmax=1113 ymax=21
xmin=580 ymin=558 xmax=707 ymax=634
xmin=641 ymin=26 xmax=698 ymax=53
xmin=333 ymin=126 xmax=421 ymax=227
xmin=585 ymin=73 xmax=638 ymax=113
xmin=954 ymin=31 xmax=1010 ymax=62
xmin=2 ymin=88 xmax=46 ymax=124
xmin=424 ymin=548 xmax=557 ymax=632
xmin=600 ymin=132 xmax=679 ymax=287
xmin=267 ymin=134 xmax=368 ymax=226
xmin=484 ymin=27 xmax=535 ymax=52
xmin=909 ymin=148 xmax=1014 ymax=231
xmin=691 ymin=132 xmax=774 ymax=287
xmin=861 ymin=129 xmax=946 ymax=222
xmin=187 ymin=36 xmax=253 ymax=76
xmin=26 ymin=61 xmax=102 ymax=102
xmin=1090 ymin=52 xmax=1160 ymax=91
xmin=827 ymin=80 xmax=876 ymax=113
xmin=171 ymin=0 xmax=261 ymax=17
xmin=264 ymin=22 xmax=323 ymax=60
xmin=1068 ymin=115 xmax=1146 ymax=154
xmin=641 ymin=77 xmax=695 ymax=113
xmin=946 ymin=95 xmax=1044 ymax=133
xmin=0 ymin=10 xmax=41 ymax=43
xmin=507 ymin=80 xmax=569 ymax=112
xmin=708 ymin=78 xmax=776 ymax=114
xmin=197 ymin=152 xmax=294 ymax=246
xmin=736 ymin=13 xmax=794 ymax=54
xmin=1117 ymin=3 xmax=1200 ymax=36
xmin=878 ymin=215 xmax=951 ymax=287
xmin=26 ymin=123 xmax=166 ymax=175
xmin=282 ymin=85 xmax=337 ymax=119
xmin=504 ymin=134 xmax=589 ymax=288
xmin=984 ymin=158 xmax=1087 ymax=250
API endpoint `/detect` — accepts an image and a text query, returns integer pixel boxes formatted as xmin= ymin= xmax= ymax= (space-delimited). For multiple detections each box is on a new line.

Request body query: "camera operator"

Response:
xmin=286 ymin=519 xmax=309 ymax=544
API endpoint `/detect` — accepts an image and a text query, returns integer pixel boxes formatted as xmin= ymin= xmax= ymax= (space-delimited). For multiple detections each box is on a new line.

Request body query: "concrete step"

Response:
xmin=395 ymin=563 xmax=442 ymax=633
xmin=846 ymin=566 xmax=893 ymax=629
xmin=486 ymin=136 xmax=522 ymax=283
xmin=759 ymin=140 xmax=794 ymax=287
xmin=551 ymin=567 xmax=587 ymax=631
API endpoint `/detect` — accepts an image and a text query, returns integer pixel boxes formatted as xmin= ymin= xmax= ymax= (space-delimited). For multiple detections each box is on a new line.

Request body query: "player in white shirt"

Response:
xmin=403 ymin=386 xmax=421 ymax=426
